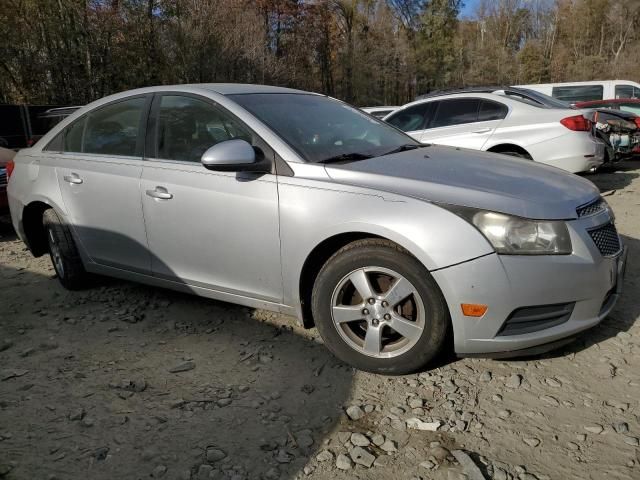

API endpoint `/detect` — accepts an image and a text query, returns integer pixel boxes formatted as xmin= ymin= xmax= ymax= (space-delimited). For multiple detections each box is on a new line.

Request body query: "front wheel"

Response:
xmin=311 ymin=239 xmax=449 ymax=375
xmin=42 ymin=209 xmax=89 ymax=290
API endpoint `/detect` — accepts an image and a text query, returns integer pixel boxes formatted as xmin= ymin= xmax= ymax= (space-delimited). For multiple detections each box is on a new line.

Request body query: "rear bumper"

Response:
xmin=530 ymin=134 xmax=605 ymax=173
xmin=433 ymin=212 xmax=626 ymax=356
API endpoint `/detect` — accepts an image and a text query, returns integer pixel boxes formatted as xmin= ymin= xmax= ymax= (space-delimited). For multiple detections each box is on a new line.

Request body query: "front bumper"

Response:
xmin=433 ymin=209 xmax=626 ymax=356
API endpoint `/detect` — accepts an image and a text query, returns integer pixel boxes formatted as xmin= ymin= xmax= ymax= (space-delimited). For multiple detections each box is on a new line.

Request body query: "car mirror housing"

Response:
xmin=201 ymin=139 xmax=270 ymax=173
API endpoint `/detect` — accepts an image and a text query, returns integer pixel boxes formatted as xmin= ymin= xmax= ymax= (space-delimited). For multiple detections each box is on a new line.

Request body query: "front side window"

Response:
xmin=156 ymin=95 xmax=251 ymax=163
xmin=229 ymin=93 xmax=418 ymax=163
xmin=552 ymin=85 xmax=603 ymax=102
xmin=385 ymin=103 xmax=429 ymax=132
xmin=478 ymin=100 xmax=508 ymax=121
xmin=431 ymin=99 xmax=481 ymax=128
xmin=615 ymin=85 xmax=640 ymax=99
xmin=83 ymin=97 xmax=146 ymax=156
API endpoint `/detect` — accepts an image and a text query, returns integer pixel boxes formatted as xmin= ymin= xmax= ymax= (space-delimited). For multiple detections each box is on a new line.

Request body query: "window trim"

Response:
xmin=43 ymin=94 xmax=152 ymax=159
xmin=145 ymin=91 xmax=276 ymax=174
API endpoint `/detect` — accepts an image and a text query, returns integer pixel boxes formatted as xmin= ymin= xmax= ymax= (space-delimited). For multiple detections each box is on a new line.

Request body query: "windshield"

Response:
xmin=228 ymin=93 xmax=418 ymax=163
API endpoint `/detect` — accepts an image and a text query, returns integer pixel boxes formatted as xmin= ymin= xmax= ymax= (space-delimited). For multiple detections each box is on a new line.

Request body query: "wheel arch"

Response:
xmin=297 ymin=230 xmax=433 ymax=329
xmin=486 ymin=143 xmax=533 ymax=159
xmin=22 ymin=200 xmax=53 ymax=257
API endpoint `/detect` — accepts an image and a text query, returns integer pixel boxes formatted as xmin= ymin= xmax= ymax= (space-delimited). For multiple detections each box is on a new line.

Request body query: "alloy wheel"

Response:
xmin=330 ymin=266 xmax=425 ymax=358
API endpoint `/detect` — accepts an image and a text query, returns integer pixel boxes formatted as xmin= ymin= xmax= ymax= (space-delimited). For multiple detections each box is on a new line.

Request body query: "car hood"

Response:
xmin=323 ymin=146 xmax=600 ymax=220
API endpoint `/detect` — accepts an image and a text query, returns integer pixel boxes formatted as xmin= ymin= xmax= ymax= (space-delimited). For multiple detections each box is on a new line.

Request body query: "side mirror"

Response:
xmin=201 ymin=139 xmax=270 ymax=173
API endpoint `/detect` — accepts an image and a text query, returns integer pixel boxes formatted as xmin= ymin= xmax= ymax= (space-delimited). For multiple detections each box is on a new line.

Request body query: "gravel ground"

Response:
xmin=1 ymin=161 xmax=639 ymax=480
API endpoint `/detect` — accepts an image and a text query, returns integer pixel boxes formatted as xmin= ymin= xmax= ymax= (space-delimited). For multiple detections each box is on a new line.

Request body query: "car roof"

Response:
xmin=575 ymin=98 xmax=640 ymax=107
xmin=184 ymin=83 xmax=310 ymax=95
xmin=398 ymin=91 xmax=516 ymax=109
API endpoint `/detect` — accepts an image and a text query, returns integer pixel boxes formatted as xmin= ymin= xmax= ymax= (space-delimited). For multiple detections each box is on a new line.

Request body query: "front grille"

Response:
xmin=588 ymin=223 xmax=621 ymax=257
xmin=498 ymin=302 xmax=575 ymax=336
xmin=577 ymin=198 xmax=605 ymax=217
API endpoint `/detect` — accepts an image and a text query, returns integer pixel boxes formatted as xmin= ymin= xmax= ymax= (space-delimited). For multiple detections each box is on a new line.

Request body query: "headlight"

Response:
xmin=445 ymin=206 xmax=572 ymax=255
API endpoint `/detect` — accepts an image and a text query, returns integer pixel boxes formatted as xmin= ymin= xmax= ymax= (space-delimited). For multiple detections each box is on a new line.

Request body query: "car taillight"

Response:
xmin=6 ymin=159 xmax=15 ymax=179
xmin=634 ymin=117 xmax=640 ymax=129
xmin=560 ymin=115 xmax=592 ymax=131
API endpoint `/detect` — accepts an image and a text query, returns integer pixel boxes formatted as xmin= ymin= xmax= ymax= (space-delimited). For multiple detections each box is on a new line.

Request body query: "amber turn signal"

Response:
xmin=461 ymin=304 xmax=488 ymax=317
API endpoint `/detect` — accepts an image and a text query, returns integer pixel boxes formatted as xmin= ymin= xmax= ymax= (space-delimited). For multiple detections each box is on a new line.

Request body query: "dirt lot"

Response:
xmin=1 ymin=161 xmax=639 ymax=480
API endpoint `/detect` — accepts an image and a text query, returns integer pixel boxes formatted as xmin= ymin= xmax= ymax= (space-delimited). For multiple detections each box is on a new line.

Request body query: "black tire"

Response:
xmin=311 ymin=239 xmax=449 ymax=375
xmin=42 ymin=209 xmax=88 ymax=290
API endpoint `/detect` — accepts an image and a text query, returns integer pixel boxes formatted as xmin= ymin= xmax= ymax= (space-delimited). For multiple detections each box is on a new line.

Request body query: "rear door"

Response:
xmin=140 ymin=93 xmax=282 ymax=302
xmin=49 ymin=95 xmax=152 ymax=273
xmin=420 ymin=98 xmax=507 ymax=149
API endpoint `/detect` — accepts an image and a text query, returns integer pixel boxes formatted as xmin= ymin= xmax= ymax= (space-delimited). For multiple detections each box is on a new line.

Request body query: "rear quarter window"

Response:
xmin=478 ymin=100 xmax=508 ymax=121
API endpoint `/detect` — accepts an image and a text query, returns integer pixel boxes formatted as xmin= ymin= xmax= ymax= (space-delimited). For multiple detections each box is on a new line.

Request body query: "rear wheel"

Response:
xmin=311 ymin=239 xmax=449 ymax=375
xmin=42 ymin=209 xmax=88 ymax=290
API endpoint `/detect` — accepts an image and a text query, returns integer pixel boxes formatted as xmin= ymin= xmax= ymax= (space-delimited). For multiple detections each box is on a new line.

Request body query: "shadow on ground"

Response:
xmin=583 ymin=159 xmax=640 ymax=192
xmin=0 ymin=214 xmax=17 ymax=243
xmin=0 ymin=262 xmax=353 ymax=480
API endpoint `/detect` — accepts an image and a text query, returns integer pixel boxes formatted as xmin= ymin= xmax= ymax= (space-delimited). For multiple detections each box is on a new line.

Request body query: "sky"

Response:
xmin=459 ymin=0 xmax=481 ymax=18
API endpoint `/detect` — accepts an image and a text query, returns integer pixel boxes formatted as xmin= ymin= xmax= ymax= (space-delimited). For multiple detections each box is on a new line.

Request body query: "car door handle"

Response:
xmin=471 ymin=128 xmax=492 ymax=134
xmin=146 ymin=187 xmax=173 ymax=200
xmin=63 ymin=173 xmax=83 ymax=184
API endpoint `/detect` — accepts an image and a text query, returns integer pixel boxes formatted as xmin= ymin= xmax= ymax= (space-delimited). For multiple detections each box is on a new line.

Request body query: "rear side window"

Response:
xmin=552 ymin=85 xmax=603 ymax=102
xmin=478 ymin=100 xmax=508 ymax=121
xmin=83 ymin=97 xmax=146 ymax=156
xmin=155 ymin=95 xmax=251 ymax=163
xmin=385 ymin=103 xmax=429 ymax=132
xmin=615 ymin=85 xmax=640 ymax=99
xmin=431 ymin=99 xmax=480 ymax=128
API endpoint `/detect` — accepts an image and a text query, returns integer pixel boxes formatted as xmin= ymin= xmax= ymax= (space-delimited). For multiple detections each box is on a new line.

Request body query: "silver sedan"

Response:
xmin=6 ymin=84 xmax=627 ymax=374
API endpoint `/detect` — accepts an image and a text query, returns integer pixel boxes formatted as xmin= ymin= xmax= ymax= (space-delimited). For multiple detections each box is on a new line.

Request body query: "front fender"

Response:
xmin=277 ymin=177 xmax=493 ymax=313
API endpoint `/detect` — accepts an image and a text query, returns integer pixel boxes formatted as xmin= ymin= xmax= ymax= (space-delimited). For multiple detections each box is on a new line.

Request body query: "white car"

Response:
xmin=516 ymin=80 xmax=640 ymax=103
xmin=383 ymin=90 xmax=605 ymax=173
xmin=362 ymin=106 xmax=399 ymax=119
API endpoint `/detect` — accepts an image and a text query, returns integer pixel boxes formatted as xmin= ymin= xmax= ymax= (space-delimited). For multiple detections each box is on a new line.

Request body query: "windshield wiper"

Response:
xmin=379 ymin=144 xmax=425 ymax=156
xmin=318 ymin=152 xmax=375 ymax=164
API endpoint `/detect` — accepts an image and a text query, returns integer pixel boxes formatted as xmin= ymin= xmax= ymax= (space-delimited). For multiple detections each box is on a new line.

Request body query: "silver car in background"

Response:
xmin=7 ymin=84 xmax=627 ymax=374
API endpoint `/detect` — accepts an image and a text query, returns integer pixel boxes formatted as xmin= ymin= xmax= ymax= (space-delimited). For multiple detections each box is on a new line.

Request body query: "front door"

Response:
xmin=52 ymin=95 xmax=152 ymax=273
xmin=140 ymin=94 xmax=282 ymax=302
